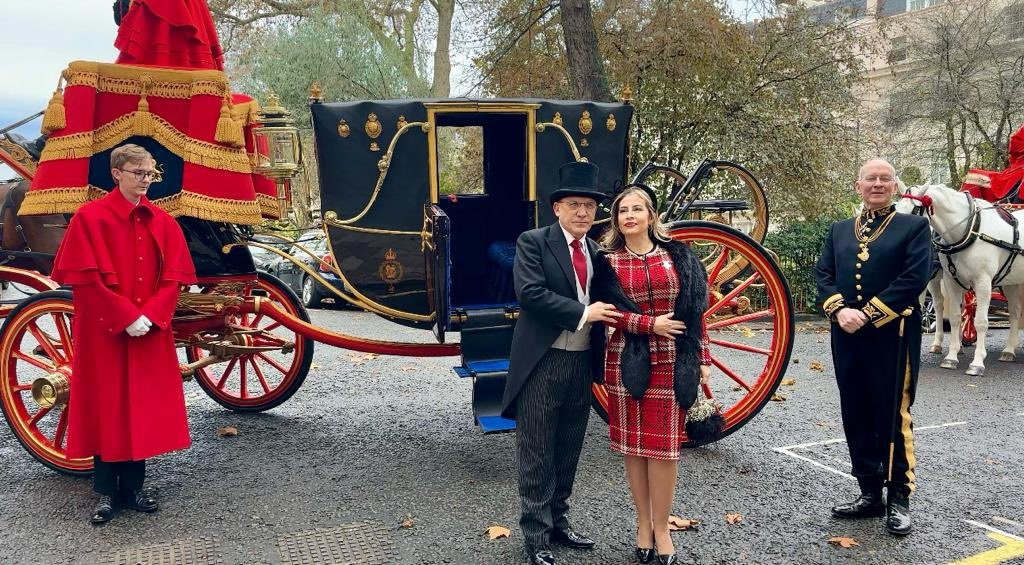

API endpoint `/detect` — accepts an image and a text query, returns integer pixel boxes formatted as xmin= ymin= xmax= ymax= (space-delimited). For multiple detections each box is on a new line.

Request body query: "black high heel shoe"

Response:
xmin=656 ymin=554 xmax=678 ymax=565
xmin=635 ymin=529 xmax=655 ymax=563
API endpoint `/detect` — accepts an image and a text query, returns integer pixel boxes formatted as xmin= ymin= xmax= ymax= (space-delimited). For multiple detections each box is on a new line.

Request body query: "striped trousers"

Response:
xmin=831 ymin=314 xmax=920 ymax=497
xmin=516 ymin=349 xmax=592 ymax=550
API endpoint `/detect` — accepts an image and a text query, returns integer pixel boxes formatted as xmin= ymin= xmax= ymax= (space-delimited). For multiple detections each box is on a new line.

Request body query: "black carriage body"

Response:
xmin=310 ymin=99 xmax=633 ymax=334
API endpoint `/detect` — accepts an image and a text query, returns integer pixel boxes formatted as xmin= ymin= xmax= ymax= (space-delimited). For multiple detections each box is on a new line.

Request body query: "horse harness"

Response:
xmin=903 ymin=188 xmax=1024 ymax=290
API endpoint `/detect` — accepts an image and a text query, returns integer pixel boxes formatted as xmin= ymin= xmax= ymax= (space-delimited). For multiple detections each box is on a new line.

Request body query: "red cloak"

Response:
xmin=51 ymin=190 xmax=197 ymax=462
xmin=114 ymin=0 xmax=224 ymax=70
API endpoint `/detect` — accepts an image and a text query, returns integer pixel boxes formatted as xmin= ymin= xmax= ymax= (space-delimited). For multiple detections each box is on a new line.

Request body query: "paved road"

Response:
xmin=1 ymin=307 xmax=1022 ymax=564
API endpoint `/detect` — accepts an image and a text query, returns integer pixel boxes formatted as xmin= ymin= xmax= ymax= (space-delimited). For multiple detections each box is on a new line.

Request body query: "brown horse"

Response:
xmin=0 ymin=179 xmax=66 ymax=275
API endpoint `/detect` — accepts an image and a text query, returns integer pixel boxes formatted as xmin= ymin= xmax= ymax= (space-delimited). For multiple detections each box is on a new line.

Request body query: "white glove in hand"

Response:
xmin=125 ymin=315 xmax=151 ymax=337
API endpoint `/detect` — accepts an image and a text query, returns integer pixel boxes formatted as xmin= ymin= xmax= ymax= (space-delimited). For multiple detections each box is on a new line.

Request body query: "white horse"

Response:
xmin=901 ymin=184 xmax=1024 ymax=376
xmin=893 ymin=195 xmax=950 ymax=355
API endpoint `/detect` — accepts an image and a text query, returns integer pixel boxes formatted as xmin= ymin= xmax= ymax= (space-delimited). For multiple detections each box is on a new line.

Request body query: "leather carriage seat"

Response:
xmin=487 ymin=240 xmax=517 ymax=303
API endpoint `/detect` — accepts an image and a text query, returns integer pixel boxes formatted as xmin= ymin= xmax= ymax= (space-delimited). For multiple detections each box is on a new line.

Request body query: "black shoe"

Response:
xmin=89 ymin=495 xmax=115 ymax=525
xmin=635 ymin=528 xmax=655 ymax=563
xmin=528 ymin=547 xmax=556 ymax=565
xmin=886 ymin=493 xmax=912 ymax=536
xmin=831 ymin=492 xmax=885 ymax=518
xmin=122 ymin=488 xmax=159 ymax=513
xmin=551 ymin=527 xmax=595 ymax=549
xmin=656 ymin=554 xmax=679 ymax=565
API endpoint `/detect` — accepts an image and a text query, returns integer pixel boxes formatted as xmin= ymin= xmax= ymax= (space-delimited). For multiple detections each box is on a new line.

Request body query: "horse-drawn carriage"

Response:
xmin=0 ymin=60 xmax=794 ymax=475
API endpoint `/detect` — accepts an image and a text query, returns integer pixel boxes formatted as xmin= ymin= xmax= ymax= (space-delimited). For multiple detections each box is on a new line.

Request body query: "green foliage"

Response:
xmin=900 ymin=165 xmax=923 ymax=186
xmin=765 ymin=210 xmax=850 ymax=313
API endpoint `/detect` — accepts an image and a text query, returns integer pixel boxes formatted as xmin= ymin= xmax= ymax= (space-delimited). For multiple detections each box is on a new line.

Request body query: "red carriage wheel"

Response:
xmin=187 ymin=272 xmax=314 ymax=412
xmin=591 ymin=221 xmax=795 ymax=446
xmin=0 ymin=290 xmax=92 ymax=475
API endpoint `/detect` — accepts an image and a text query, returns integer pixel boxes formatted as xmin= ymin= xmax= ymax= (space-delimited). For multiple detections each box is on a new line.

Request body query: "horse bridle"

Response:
xmin=900 ymin=186 xmax=981 ymax=254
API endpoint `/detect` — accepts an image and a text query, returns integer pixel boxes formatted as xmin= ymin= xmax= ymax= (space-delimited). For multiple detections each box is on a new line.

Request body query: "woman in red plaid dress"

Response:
xmin=593 ymin=186 xmax=712 ymax=564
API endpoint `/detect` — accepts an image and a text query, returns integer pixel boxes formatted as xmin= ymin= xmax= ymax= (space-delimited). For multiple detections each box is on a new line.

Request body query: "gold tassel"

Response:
xmin=41 ymin=82 xmax=67 ymax=134
xmin=215 ymin=97 xmax=244 ymax=147
xmin=134 ymin=75 xmax=154 ymax=136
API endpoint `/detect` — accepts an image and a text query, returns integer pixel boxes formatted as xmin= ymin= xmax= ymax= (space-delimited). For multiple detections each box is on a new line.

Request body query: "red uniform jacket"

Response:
xmin=51 ymin=190 xmax=197 ymax=461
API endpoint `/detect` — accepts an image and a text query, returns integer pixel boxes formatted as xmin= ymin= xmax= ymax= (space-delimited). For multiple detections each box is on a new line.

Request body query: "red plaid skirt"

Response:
xmin=606 ymin=360 xmax=685 ymax=460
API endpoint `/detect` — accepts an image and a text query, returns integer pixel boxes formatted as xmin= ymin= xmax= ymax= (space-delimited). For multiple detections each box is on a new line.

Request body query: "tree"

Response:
xmin=559 ymin=0 xmax=614 ymax=101
xmin=884 ymin=0 xmax=1024 ymax=187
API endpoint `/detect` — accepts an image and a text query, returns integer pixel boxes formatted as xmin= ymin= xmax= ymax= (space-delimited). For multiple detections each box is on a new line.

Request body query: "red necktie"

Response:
xmin=570 ymin=239 xmax=588 ymax=291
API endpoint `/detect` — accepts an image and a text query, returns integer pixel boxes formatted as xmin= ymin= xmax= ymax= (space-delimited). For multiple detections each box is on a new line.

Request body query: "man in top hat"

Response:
xmin=501 ymin=161 xmax=623 ymax=565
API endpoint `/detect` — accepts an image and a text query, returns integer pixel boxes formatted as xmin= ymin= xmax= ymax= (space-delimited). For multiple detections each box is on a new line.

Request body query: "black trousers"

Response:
xmin=831 ymin=315 xmax=920 ymax=498
xmin=516 ymin=349 xmax=592 ymax=550
xmin=93 ymin=456 xmax=146 ymax=497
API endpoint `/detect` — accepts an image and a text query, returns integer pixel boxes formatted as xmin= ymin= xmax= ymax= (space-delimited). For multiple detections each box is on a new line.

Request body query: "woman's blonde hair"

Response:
xmin=599 ymin=185 xmax=672 ymax=250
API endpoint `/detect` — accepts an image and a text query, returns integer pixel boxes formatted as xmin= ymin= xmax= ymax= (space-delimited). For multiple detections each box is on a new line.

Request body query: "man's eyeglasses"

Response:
xmin=861 ymin=175 xmax=895 ymax=183
xmin=561 ymin=200 xmax=597 ymax=212
xmin=120 ymin=168 xmax=162 ymax=182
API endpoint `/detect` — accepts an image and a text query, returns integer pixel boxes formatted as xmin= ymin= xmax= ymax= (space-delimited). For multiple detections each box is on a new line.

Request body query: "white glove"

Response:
xmin=125 ymin=315 xmax=152 ymax=337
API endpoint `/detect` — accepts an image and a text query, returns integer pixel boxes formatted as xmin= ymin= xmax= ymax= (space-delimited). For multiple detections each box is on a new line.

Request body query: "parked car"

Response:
xmin=248 ymin=233 xmax=292 ymax=273
xmin=264 ymin=232 xmax=345 ymax=308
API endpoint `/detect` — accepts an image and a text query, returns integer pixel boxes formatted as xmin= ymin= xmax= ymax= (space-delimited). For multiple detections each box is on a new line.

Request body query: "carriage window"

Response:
xmin=437 ymin=127 xmax=485 ymax=195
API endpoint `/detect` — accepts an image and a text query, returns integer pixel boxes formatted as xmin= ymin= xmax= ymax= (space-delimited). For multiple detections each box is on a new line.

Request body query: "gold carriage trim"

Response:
xmin=63 ymin=60 xmax=230 ymax=100
xmin=963 ymin=171 xmax=992 ymax=188
xmin=863 ymin=297 xmax=899 ymax=328
xmin=19 ymin=185 xmax=262 ymax=225
xmin=256 ymin=193 xmax=281 ymax=219
xmin=822 ymin=293 xmax=845 ymax=319
xmin=40 ymin=112 xmax=251 ymax=173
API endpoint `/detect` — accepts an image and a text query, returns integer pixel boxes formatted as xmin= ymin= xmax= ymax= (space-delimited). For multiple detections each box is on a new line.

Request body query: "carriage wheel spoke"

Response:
xmin=52 ymin=313 xmax=74 ymax=360
xmin=29 ymin=405 xmax=52 ymax=427
xmin=710 ymin=355 xmax=753 ymax=392
xmin=253 ymin=334 xmax=287 ymax=347
xmin=27 ymin=322 xmax=64 ymax=365
xmin=250 ymin=314 xmax=265 ymax=328
xmin=53 ymin=408 xmax=68 ymax=448
xmin=705 ymin=272 xmax=761 ymax=319
xmin=12 ymin=383 xmax=32 ymax=393
xmin=249 ymin=358 xmax=272 ymax=394
xmin=216 ymin=358 xmax=238 ymax=390
xmin=707 ymin=309 xmax=774 ymax=330
xmin=706 ymin=247 xmax=731 ymax=285
xmin=13 ymin=350 xmax=56 ymax=372
xmin=709 ymin=338 xmax=771 ymax=356
xmin=262 ymin=322 xmax=282 ymax=333
xmin=255 ymin=352 xmax=289 ymax=375
xmin=701 ymin=382 xmax=715 ymax=400
xmin=240 ymin=362 xmax=248 ymax=399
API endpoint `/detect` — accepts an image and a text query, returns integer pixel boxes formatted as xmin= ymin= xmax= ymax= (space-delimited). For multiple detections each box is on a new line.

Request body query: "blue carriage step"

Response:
xmin=477 ymin=415 xmax=517 ymax=434
xmin=453 ymin=358 xmax=509 ymax=377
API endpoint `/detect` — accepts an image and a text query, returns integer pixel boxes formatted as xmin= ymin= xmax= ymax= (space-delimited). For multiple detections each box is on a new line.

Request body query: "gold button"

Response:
xmin=138 ymin=256 xmax=143 ymax=260
xmin=138 ymin=277 xmax=143 ymax=282
xmin=856 ymin=285 xmax=862 ymax=290
xmin=857 ymin=295 xmax=863 ymax=301
xmin=135 ymin=298 xmax=142 ymax=303
xmin=855 ymin=274 xmax=861 ymax=280
xmin=856 ymin=263 xmax=862 ymax=268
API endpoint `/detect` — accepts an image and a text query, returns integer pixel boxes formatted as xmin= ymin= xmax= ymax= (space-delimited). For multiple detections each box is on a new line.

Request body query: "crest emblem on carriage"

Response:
xmin=364 ymin=113 xmax=383 ymax=151
xmin=378 ymin=247 xmax=404 ymax=292
xmin=337 ymin=119 xmax=350 ymax=138
xmin=578 ymin=111 xmax=593 ymax=135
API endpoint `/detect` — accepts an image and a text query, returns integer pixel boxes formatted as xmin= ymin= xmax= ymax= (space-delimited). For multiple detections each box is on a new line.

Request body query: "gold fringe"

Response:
xmin=63 ymin=60 xmax=229 ymax=99
xmin=40 ymin=112 xmax=252 ymax=173
xmin=215 ymin=98 xmax=245 ymax=147
xmin=257 ymin=193 xmax=281 ymax=219
xmin=41 ymin=79 xmax=67 ymax=135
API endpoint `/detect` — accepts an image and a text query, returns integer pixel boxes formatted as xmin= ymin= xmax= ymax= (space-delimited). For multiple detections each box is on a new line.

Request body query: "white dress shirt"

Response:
xmin=550 ymin=226 xmax=592 ymax=351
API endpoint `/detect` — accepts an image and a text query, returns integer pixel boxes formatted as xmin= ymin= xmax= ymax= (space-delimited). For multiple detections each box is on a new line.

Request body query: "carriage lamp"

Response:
xmin=253 ymin=93 xmax=303 ymax=219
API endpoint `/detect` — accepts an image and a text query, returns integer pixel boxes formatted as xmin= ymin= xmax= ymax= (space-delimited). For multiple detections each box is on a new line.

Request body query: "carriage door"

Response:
xmin=423 ymin=204 xmax=452 ymax=342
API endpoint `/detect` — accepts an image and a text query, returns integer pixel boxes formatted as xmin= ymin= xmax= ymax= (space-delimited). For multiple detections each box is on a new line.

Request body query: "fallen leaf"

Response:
xmin=814 ymin=421 xmax=831 ymax=427
xmin=732 ymin=385 xmax=743 ymax=392
xmin=792 ymin=358 xmax=800 ymax=364
xmin=400 ymin=366 xmax=416 ymax=373
xmin=770 ymin=394 xmax=787 ymax=402
xmin=311 ymin=363 xmax=320 ymax=369
xmin=828 ymin=536 xmax=859 ymax=548
xmin=985 ymin=459 xmax=1000 ymax=465
xmin=485 ymin=525 xmax=511 ymax=539
xmin=216 ymin=426 xmax=238 ymax=438
xmin=400 ymin=514 xmax=415 ymax=528
xmin=738 ymin=326 xmax=754 ymax=338
xmin=346 ymin=352 xmax=380 ymax=366
xmin=668 ymin=515 xmax=700 ymax=531
xmin=725 ymin=513 xmax=743 ymax=524
xmin=809 ymin=360 xmax=825 ymax=371
xmin=781 ymin=379 xmax=796 ymax=386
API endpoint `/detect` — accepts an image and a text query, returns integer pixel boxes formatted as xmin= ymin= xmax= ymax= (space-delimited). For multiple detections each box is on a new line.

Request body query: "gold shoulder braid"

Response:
xmin=853 ymin=207 xmax=897 ymax=262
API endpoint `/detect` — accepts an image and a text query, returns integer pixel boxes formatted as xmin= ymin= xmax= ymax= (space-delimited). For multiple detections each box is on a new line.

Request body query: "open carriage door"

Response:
xmin=423 ymin=204 xmax=451 ymax=342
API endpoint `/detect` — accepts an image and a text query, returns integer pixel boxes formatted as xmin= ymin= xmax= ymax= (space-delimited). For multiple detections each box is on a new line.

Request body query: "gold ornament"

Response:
xmin=606 ymin=114 xmax=617 ymax=131
xmin=397 ymin=115 xmax=408 ymax=129
xmin=337 ymin=119 xmax=350 ymax=138
xmin=553 ymin=112 xmax=563 ymax=126
xmin=579 ymin=111 xmax=593 ymax=135
xmin=365 ymin=113 xmax=382 ymax=151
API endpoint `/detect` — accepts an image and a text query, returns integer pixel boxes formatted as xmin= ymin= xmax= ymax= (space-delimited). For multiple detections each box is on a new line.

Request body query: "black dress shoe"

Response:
xmin=551 ymin=527 xmax=595 ymax=549
xmin=89 ymin=495 xmax=115 ymax=525
xmin=528 ymin=547 xmax=556 ymax=565
xmin=831 ymin=492 xmax=885 ymax=518
xmin=122 ymin=488 xmax=159 ymax=513
xmin=656 ymin=554 xmax=679 ymax=565
xmin=635 ymin=528 xmax=655 ymax=563
xmin=886 ymin=493 xmax=912 ymax=536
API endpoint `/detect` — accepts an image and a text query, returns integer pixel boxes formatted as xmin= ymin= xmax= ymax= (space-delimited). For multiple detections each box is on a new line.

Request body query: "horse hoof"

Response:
xmin=966 ymin=365 xmax=985 ymax=376
xmin=930 ymin=345 xmax=943 ymax=354
xmin=939 ymin=359 xmax=958 ymax=370
xmin=999 ymin=352 xmax=1016 ymax=362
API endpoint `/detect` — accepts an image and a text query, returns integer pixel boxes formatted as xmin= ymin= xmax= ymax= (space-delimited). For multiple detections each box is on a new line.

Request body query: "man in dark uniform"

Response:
xmin=500 ymin=161 xmax=622 ymax=565
xmin=815 ymin=158 xmax=932 ymax=536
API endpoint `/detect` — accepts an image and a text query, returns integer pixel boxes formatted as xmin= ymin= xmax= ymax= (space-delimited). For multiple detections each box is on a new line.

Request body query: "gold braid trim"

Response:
xmin=257 ymin=193 xmax=281 ymax=218
xmin=231 ymin=99 xmax=262 ymax=126
xmin=864 ymin=296 xmax=899 ymax=328
xmin=822 ymin=293 xmax=846 ymax=320
xmin=64 ymin=61 xmax=229 ymax=99
xmin=40 ymin=112 xmax=252 ymax=173
xmin=19 ymin=184 xmax=262 ymax=224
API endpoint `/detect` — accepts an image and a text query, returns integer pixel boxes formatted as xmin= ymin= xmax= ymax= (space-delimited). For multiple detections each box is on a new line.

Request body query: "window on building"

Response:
xmin=1005 ymin=3 xmax=1024 ymax=40
xmin=888 ymin=36 xmax=908 ymax=64
xmin=907 ymin=0 xmax=942 ymax=11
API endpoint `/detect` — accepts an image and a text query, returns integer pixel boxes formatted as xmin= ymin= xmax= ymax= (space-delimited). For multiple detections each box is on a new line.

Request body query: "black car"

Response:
xmin=263 ymin=232 xmax=345 ymax=308
xmin=248 ymin=233 xmax=292 ymax=273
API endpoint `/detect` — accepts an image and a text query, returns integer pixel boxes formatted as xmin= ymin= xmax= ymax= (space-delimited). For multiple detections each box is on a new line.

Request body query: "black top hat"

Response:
xmin=549 ymin=161 xmax=608 ymax=205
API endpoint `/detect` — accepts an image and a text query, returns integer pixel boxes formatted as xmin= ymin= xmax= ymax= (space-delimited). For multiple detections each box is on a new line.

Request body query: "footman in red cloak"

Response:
xmin=50 ymin=144 xmax=197 ymax=524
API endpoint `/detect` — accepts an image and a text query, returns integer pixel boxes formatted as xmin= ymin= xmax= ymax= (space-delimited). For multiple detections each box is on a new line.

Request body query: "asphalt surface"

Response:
xmin=1 ymin=305 xmax=1023 ymax=565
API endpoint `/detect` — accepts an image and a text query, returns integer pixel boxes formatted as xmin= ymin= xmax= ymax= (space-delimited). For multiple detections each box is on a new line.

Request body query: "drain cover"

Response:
xmin=102 ymin=537 xmax=222 ymax=565
xmin=277 ymin=521 xmax=395 ymax=565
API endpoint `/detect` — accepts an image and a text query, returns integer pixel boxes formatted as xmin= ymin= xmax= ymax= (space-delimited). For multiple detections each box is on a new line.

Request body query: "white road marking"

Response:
xmin=965 ymin=520 xmax=1024 ymax=543
xmin=772 ymin=446 xmax=854 ymax=480
xmin=992 ymin=516 xmax=1024 ymax=529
